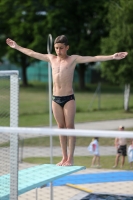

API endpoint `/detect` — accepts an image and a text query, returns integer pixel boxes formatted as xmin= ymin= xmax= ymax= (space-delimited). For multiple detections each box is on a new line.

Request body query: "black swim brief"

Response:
xmin=117 ymin=145 xmax=127 ymax=156
xmin=52 ymin=94 xmax=75 ymax=108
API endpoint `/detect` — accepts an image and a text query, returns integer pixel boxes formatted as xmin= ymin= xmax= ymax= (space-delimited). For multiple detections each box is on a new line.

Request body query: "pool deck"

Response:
xmin=18 ymin=166 xmax=133 ymax=200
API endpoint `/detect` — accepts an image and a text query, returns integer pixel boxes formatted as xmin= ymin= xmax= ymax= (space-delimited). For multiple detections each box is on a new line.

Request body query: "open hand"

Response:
xmin=6 ymin=38 xmax=17 ymax=48
xmin=113 ymin=52 xmax=128 ymax=60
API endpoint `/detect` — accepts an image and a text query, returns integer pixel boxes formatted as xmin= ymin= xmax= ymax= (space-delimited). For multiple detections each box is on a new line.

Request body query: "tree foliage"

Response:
xmin=0 ymin=0 xmax=48 ymax=86
xmin=101 ymin=0 xmax=133 ymax=85
xmin=0 ymin=0 xmax=107 ymax=87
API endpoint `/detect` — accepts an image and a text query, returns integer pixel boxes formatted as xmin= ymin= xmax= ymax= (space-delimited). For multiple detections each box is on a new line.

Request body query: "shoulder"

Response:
xmin=91 ymin=140 xmax=97 ymax=145
xmin=47 ymin=54 xmax=57 ymax=61
xmin=70 ymin=55 xmax=80 ymax=61
xmin=47 ymin=54 xmax=56 ymax=59
xmin=70 ymin=55 xmax=89 ymax=64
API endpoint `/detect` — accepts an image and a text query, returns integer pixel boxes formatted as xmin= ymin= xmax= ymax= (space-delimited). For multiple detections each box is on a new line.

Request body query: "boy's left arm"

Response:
xmin=75 ymin=52 xmax=128 ymax=63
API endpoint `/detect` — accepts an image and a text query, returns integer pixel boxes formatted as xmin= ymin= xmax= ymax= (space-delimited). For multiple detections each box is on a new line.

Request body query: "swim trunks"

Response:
xmin=52 ymin=94 xmax=75 ymax=108
xmin=117 ymin=145 xmax=127 ymax=156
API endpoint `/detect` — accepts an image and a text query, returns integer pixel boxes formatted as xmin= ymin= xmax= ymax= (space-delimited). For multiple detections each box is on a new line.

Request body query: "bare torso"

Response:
xmin=119 ymin=138 xmax=127 ymax=145
xmin=49 ymin=55 xmax=77 ymax=96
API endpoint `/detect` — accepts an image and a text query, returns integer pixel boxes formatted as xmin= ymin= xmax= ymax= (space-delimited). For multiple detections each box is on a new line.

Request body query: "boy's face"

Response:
xmin=54 ymin=43 xmax=69 ymax=57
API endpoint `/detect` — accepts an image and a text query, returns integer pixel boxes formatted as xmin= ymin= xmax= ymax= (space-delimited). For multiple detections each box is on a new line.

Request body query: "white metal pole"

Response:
xmin=98 ymin=82 xmax=101 ymax=110
xmin=10 ymin=72 xmax=19 ymax=200
xmin=47 ymin=34 xmax=53 ymax=200
xmin=47 ymin=33 xmax=53 ymax=163
xmin=48 ymin=62 xmax=53 ymax=162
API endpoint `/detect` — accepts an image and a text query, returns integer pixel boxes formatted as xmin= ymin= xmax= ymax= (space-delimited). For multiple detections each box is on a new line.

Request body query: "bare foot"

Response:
xmin=112 ymin=165 xmax=117 ymax=169
xmin=62 ymin=159 xmax=73 ymax=166
xmin=56 ymin=158 xmax=67 ymax=166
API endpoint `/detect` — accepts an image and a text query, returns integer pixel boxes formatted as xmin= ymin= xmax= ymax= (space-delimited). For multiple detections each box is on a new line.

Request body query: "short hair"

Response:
xmin=54 ymin=35 xmax=68 ymax=46
xmin=119 ymin=125 xmax=124 ymax=130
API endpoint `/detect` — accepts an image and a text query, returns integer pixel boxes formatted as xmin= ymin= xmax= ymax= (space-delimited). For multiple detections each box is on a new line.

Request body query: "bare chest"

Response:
xmin=52 ymin=59 xmax=75 ymax=74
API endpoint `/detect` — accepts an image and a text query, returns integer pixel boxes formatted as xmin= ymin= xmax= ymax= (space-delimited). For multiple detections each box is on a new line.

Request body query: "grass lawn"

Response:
xmin=1 ymin=82 xmax=133 ymax=170
xmin=23 ymin=155 xmax=131 ymax=170
xmin=19 ymin=82 xmax=133 ymax=127
xmin=17 ymin=83 xmax=133 ymax=169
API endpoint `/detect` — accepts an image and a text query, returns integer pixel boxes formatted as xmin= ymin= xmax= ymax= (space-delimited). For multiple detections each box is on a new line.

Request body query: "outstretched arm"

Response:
xmin=6 ymin=38 xmax=50 ymax=62
xmin=75 ymin=52 xmax=128 ymax=64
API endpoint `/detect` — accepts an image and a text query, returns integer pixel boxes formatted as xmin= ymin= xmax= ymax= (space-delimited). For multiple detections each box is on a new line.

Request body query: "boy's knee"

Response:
xmin=66 ymin=123 xmax=74 ymax=129
xmin=58 ymin=122 xmax=74 ymax=129
xmin=58 ymin=124 xmax=65 ymax=128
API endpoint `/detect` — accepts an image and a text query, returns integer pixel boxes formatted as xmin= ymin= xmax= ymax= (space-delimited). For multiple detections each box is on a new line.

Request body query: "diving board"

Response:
xmin=0 ymin=164 xmax=85 ymax=200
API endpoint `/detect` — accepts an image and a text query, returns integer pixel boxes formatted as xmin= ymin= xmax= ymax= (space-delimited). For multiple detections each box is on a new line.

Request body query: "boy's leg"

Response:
xmin=52 ymin=101 xmax=68 ymax=165
xmin=92 ymin=155 xmax=100 ymax=167
xmin=91 ymin=155 xmax=96 ymax=166
xmin=121 ymin=156 xmax=125 ymax=168
xmin=113 ymin=154 xmax=120 ymax=168
xmin=97 ymin=155 xmax=100 ymax=166
xmin=62 ymin=99 xmax=76 ymax=166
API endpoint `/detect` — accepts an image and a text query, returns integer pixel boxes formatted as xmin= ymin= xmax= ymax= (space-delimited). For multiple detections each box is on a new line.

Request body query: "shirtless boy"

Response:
xmin=113 ymin=126 xmax=127 ymax=168
xmin=6 ymin=35 xmax=128 ymax=166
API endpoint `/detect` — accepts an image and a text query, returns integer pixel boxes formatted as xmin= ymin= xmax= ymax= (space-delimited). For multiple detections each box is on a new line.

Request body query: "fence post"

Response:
xmin=10 ymin=72 xmax=19 ymax=200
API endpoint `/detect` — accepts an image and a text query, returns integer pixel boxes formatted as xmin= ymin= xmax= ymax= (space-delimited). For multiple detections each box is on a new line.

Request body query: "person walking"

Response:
xmin=88 ymin=137 xmax=101 ymax=168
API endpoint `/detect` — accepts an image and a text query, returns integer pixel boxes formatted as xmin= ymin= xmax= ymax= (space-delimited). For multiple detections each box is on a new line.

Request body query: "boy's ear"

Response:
xmin=66 ymin=45 xmax=69 ymax=50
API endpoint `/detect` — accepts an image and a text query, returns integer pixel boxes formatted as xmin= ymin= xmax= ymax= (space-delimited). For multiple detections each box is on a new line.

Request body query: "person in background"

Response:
xmin=113 ymin=126 xmax=127 ymax=168
xmin=127 ymin=139 xmax=133 ymax=169
xmin=88 ymin=137 xmax=101 ymax=168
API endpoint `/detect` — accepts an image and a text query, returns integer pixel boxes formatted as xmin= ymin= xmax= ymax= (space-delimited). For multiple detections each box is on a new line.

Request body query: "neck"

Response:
xmin=58 ymin=54 xmax=68 ymax=60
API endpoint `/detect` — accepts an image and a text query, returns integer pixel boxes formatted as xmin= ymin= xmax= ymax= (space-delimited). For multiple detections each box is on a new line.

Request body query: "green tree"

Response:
xmin=0 ymin=0 xmax=108 ymax=88
xmin=101 ymin=0 xmax=133 ymax=110
xmin=44 ymin=0 xmax=108 ymax=89
xmin=0 ymin=0 xmax=48 ymax=86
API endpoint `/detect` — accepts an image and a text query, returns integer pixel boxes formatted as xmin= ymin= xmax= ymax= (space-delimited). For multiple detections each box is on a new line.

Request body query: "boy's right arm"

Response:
xmin=115 ymin=138 xmax=119 ymax=148
xmin=6 ymin=38 xmax=50 ymax=62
